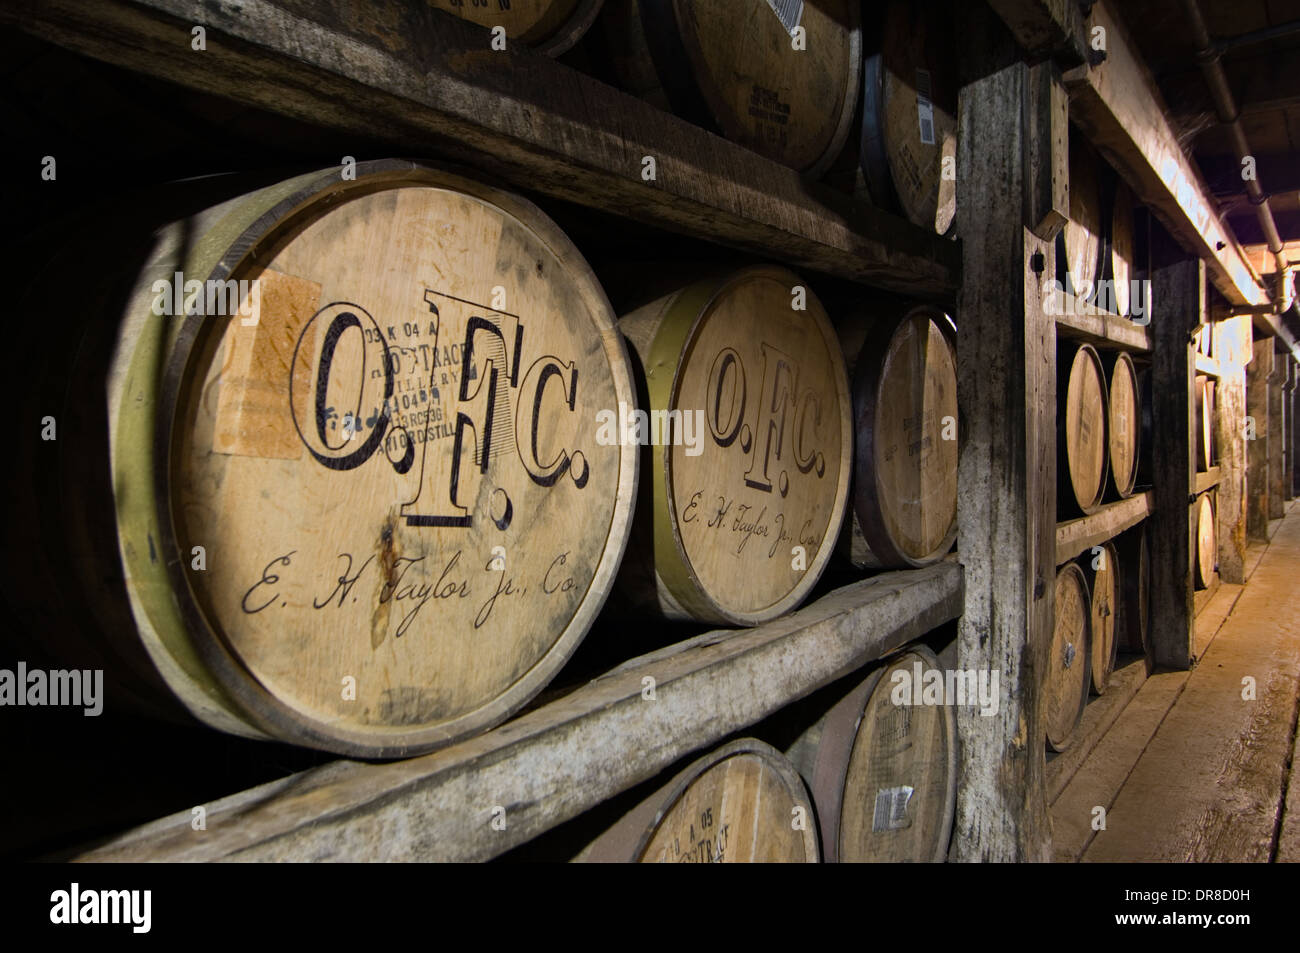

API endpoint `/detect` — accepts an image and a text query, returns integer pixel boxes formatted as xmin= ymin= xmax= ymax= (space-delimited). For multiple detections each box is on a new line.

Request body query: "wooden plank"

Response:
xmin=72 ymin=564 xmax=963 ymax=862
xmin=1195 ymin=354 xmax=1222 ymax=378
xmin=1147 ymin=256 xmax=1200 ymax=670
xmin=1062 ymin=1 xmax=1266 ymax=310
xmin=1052 ymin=292 xmax=1151 ymax=352
xmin=1193 ymin=571 xmax=1220 ymax=618
xmin=1216 ymin=369 xmax=1248 ymax=583
xmin=1055 ymin=492 xmax=1152 ymax=565
xmin=1195 ymin=466 xmax=1221 ymax=495
xmin=0 ymin=0 xmax=960 ymax=298
xmin=953 ymin=60 xmax=1056 ymax=862
xmin=1270 ymin=358 xmax=1285 ymax=519
xmin=1248 ymin=339 xmax=1274 ymax=540
xmin=985 ymin=0 xmax=1088 ymax=66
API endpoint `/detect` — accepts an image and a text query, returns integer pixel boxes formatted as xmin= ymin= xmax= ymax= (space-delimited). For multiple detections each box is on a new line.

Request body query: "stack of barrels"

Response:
xmin=578 ymin=643 xmax=958 ymax=863
xmin=1048 ymin=136 xmax=1153 ymax=751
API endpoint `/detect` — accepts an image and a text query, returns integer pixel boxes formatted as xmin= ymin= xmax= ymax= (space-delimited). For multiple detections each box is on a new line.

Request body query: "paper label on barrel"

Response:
xmin=763 ymin=0 xmax=804 ymax=36
xmin=174 ymin=186 xmax=625 ymax=734
xmin=872 ymin=785 xmax=915 ymax=832
xmin=669 ymin=273 xmax=845 ymax=617
xmin=915 ymin=69 xmax=935 ymax=145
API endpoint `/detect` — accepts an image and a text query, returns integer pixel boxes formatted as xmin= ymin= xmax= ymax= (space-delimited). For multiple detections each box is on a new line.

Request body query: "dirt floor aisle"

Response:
xmin=1051 ymin=501 xmax=1300 ymax=862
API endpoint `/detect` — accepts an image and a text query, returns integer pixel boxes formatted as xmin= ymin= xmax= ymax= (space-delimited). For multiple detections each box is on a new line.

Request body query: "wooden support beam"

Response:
xmin=1247 ymin=338 xmax=1273 ymax=540
xmin=1291 ymin=360 xmax=1300 ymax=497
xmin=1055 ymin=493 xmax=1153 ymax=565
xmin=953 ymin=59 xmax=1057 ymax=862
xmin=985 ymin=0 xmax=1088 ymax=67
xmin=0 ymin=0 xmax=959 ymax=298
xmin=1148 ymin=257 xmax=1201 ymax=670
xmin=72 ymin=565 xmax=964 ymax=862
xmin=1215 ymin=369 xmax=1247 ymax=583
xmin=1062 ymin=1 xmax=1266 ymax=310
xmin=1270 ymin=356 xmax=1286 ymax=518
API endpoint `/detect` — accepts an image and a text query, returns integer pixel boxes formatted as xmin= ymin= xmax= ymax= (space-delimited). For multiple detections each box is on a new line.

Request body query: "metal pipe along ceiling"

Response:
xmin=1180 ymin=0 xmax=1289 ymax=293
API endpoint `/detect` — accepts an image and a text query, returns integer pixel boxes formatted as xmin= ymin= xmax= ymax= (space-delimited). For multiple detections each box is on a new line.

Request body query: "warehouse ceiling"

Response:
xmin=1116 ymin=0 xmax=1300 ymax=272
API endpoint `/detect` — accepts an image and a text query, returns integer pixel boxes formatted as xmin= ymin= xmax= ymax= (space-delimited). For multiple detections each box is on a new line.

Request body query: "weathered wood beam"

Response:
xmin=1062 ymin=1 xmax=1266 ymax=310
xmin=1055 ymin=493 xmax=1153 ymax=565
xmin=1148 ymin=256 xmax=1201 ymax=670
xmin=985 ymin=0 xmax=1088 ymax=66
xmin=72 ymin=565 xmax=963 ymax=862
xmin=953 ymin=59 xmax=1057 ymax=862
xmin=1270 ymin=354 xmax=1286 ymax=518
xmin=0 ymin=0 xmax=959 ymax=297
xmin=1246 ymin=338 xmax=1272 ymax=540
xmin=1053 ymin=295 xmax=1152 ymax=351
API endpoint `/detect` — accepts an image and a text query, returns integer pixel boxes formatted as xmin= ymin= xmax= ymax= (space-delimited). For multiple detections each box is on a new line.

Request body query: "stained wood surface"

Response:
xmin=793 ymin=645 xmax=956 ymax=863
xmin=1059 ymin=342 xmax=1108 ymax=515
xmin=953 ymin=60 xmax=1056 ymax=861
xmin=1047 ymin=563 xmax=1091 ymax=752
xmin=578 ymin=739 xmax=818 ymax=862
xmin=604 ymin=0 xmax=860 ymax=176
xmin=1247 ymin=339 xmax=1273 ymax=541
xmin=1083 ymin=541 xmax=1119 ymax=694
xmin=617 ymin=266 xmax=851 ymax=625
xmin=1058 ymin=133 xmax=1102 ymax=298
xmin=1106 ymin=350 xmax=1139 ymax=497
xmin=72 ymin=563 xmax=964 ymax=862
xmin=1195 ymin=493 xmax=1216 ymax=589
xmin=861 ymin=1 xmax=958 ymax=233
xmin=848 ymin=307 xmax=958 ymax=568
xmin=1108 ymin=179 xmax=1135 ymax=315
xmin=428 ymin=0 xmax=602 ymax=55
xmin=0 ymin=0 xmax=957 ymax=298
xmin=1055 ymin=492 xmax=1152 ymax=566
xmin=115 ymin=162 xmax=638 ymax=756
xmin=1115 ymin=525 xmax=1150 ymax=665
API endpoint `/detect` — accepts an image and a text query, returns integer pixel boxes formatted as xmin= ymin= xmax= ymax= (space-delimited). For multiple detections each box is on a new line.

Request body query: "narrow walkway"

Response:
xmin=1051 ymin=500 xmax=1300 ymax=862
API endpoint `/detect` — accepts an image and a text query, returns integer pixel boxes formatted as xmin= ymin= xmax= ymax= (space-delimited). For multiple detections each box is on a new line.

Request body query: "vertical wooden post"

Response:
xmin=1247 ymin=339 xmax=1273 ymax=539
xmin=953 ymin=59 xmax=1061 ymax=862
xmin=1291 ymin=359 xmax=1300 ymax=498
xmin=1148 ymin=256 xmax=1200 ymax=669
xmin=1269 ymin=350 xmax=1285 ymax=519
xmin=1215 ymin=364 xmax=1247 ymax=583
xmin=1283 ymin=358 xmax=1295 ymax=502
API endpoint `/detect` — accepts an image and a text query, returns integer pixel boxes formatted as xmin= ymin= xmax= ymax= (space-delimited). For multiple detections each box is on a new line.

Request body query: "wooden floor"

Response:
xmin=1051 ymin=499 xmax=1300 ymax=862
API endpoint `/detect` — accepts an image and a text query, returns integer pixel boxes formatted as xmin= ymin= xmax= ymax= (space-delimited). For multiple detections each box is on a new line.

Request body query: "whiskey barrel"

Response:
xmin=1048 ymin=563 xmax=1091 ymax=752
xmin=843 ymin=307 xmax=958 ymax=568
xmin=1057 ymin=134 xmax=1103 ymax=299
xmin=601 ymin=0 xmax=861 ymax=176
xmin=1114 ymin=526 xmax=1150 ymax=664
xmin=1195 ymin=493 xmax=1216 ymax=588
xmin=617 ymin=266 xmax=852 ymax=625
xmin=860 ymin=1 xmax=958 ymax=233
xmin=28 ymin=161 xmax=638 ymax=757
xmin=576 ymin=739 xmax=819 ymax=862
xmin=1082 ymin=541 xmax=1119 ymax=694
xmin=1059 ymin=342 xmax=1110 ymax=516
xmin=429 ymin=0 xmax=604 ymax=55
xmin=1105 ymin=351 xmax=1140 ymax=498
xmin=1106 ymin=179 xmax=1136 ymax=315
xmin=1195 ymin=374 xmax=1216 ymax=471
xmin=789 ymin=645 xmax=957 ymax=863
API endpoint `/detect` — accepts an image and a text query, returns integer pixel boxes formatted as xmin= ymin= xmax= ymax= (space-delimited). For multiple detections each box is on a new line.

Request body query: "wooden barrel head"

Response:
xmin=1058 ymin=135 xmax=1102 ymax=297
xmin=860 ymin=2 xmax=958 ymax=233
xmin=619 ymin=266 xmax=851 ymax=625
xmin=1109 ymin=179 xmax=1135 ymax=315
xmin=115 ymin=162 xmax=637 ymax=755
xmin=1107 ymin=351 xmax=1139 ymax=498
xmin=1060 ymin=343 xmax=1109 ymax=515
xmin=805 ymin=646 xmax=957 ymax=863
xmin=605 ymin=0 xmax=861 ymax=175
xmin=851 ymin=307 xmax=958 ymax=567
xmin=1084 ymin=541 xmax=1120 ymax=694
xmin=1048 ymin=563 xmax=1091 ymax=752
xmin=428 ymin=0 xmax=604 ymax=55
xmin=1196 ymin=493 xmax=1216 ymax=589
xmin=578 ymin=739 xmax=819 ymax=862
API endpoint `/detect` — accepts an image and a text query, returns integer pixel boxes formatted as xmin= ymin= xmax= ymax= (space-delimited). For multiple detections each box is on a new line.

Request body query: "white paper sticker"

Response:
xmin=916 ymin=68 xmax=936 ymax=146
xmin=872 ymin=785 xmax=915 ymax=832
xmin=764 ymin=0 xmax=804 ymax=36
